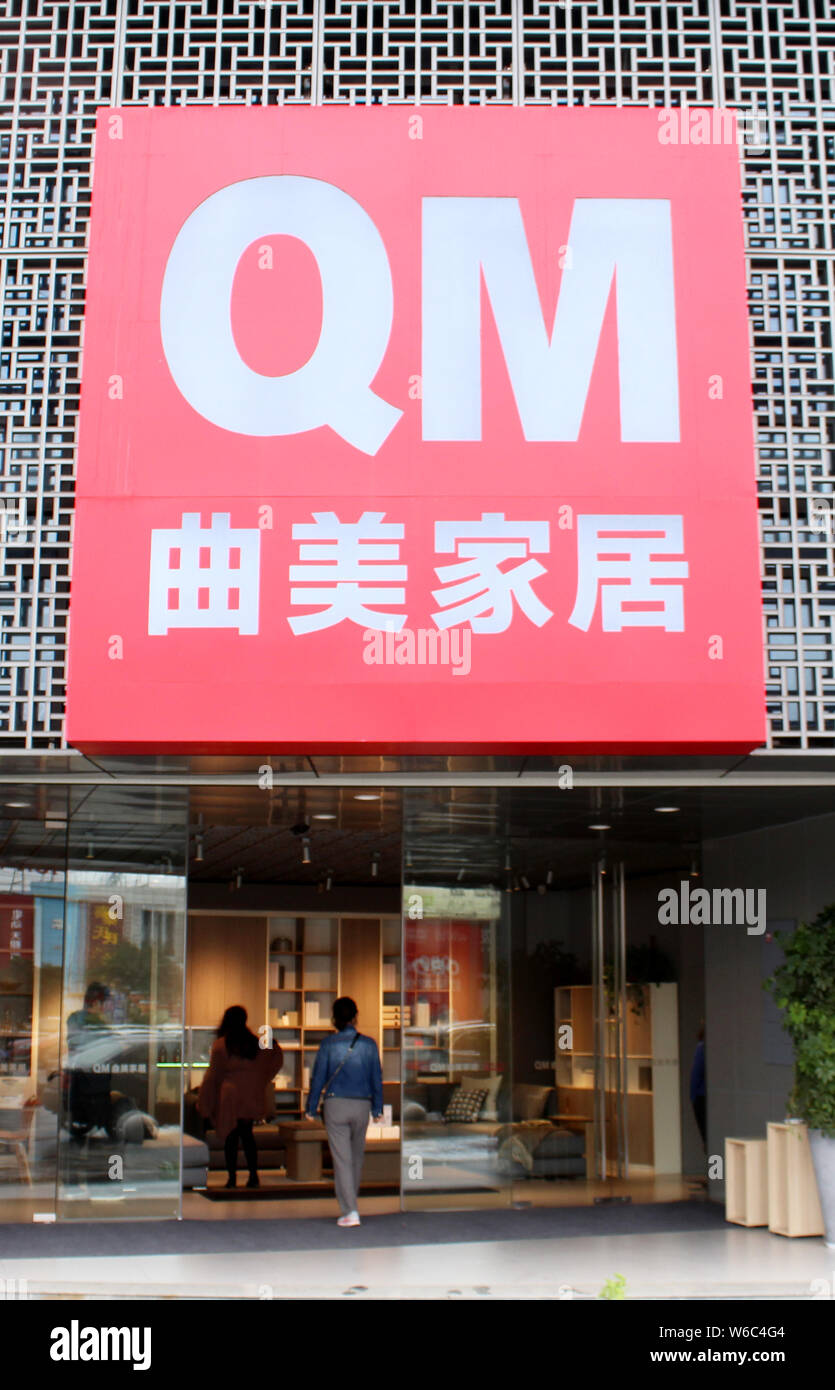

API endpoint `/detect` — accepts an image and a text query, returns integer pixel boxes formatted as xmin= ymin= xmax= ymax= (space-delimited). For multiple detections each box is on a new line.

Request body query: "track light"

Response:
xmin=690 ymin=856 xmax=700 ymax=878
xmin=520 ymin=875 xmax=530 ymax=890
xmin=546 ymin=869 xmax=553 ymax=885
xmin=302 ymin=838 xmax=311 ymax=865
xmin=457 ymin=867 xmax=465 ymax=881
xmin=195 ymin=834 xmax=204 ymax=863
xmin=86 ymin=841 xmax=94 ymax=859
xmin=325 ymin=871 xmax=333 ymax=892
xmin=235 ymin=868 xmax=243 ymax=890
xmin=371 ymin=852 xmax=380 ymax=878
xmin=504 ymin=849 xmax=512 ymax=872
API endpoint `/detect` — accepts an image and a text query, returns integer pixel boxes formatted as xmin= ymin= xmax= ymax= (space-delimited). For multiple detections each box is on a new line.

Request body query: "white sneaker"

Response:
xmin=337 ymin=1211 xmax=360 ymax=1227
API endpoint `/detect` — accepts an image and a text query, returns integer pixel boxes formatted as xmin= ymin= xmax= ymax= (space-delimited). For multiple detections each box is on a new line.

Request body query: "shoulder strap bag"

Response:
xmin=319 ymin=1033 xmax=359 ymax=1115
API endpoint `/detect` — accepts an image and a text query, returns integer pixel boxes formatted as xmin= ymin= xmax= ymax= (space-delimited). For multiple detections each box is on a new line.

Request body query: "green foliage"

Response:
xmin=598 ymin=1273 xmax=627 ymax=1300
xmin=765 ymin=905 xmax=835 ymax=1137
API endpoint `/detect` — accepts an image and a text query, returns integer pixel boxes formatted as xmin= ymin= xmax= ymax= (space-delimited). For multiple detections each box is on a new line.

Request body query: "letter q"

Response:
xmin=160 ymin=176 xmax=402 ymax=456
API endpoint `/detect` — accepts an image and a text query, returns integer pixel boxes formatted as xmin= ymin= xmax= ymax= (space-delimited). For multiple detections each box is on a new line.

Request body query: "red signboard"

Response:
xmin=66 ymin=107 xmax=765 ymax=753
xmin=0 ymin=896 xmax=34 ymax=964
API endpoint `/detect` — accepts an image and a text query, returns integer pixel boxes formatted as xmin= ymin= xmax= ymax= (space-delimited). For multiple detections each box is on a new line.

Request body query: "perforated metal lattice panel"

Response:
xmin=1 ymin=1 xmax=833 ymax=749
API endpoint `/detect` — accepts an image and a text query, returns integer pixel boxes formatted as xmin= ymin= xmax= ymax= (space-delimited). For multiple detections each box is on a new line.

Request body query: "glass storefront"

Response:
xmin=399 ymin=788 xmax=703 ymax=1211
xmin=0 ymin=783 xmax=188 ymax=1222
xmin=3 ymin=774 xmax=833 ymax=1222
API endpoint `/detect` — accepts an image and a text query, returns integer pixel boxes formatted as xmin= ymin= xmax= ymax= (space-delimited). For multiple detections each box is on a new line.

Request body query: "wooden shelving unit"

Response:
xmin=554 ymin=982 xmax=681 ymax=1174
xmin=767 ymin=1122 xmax=824 ymax=1237
xmin=186 ymin=912 xmax=401 ymax=1119
xmin=725 ymin=1138 xmax=769 ymax=1227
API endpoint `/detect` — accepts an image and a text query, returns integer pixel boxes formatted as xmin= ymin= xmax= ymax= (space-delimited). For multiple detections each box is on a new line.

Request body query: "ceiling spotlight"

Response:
xmin=235 ymin=868 xmax=243 ymax=890
xmin=589 ymin=823 xmax=611 ymax=831
xmin=457 ymin=867 xmax=465 ymax=881
xmin=325 ymin=871 xmax=333 ymax=892
xmin=313 ymin=813 xmax=336 ymax=821
xmin=655 ymin=806 xmax=680 ymax=814
xmin=302 ymin=838 xmax=311 ymax=865
xmin=86 ymin=841 xmax=95 ymax=859
xmin=354 ymin=793 xmax=381 ymax=801
xmin=690 ymin=857 xmax=700 ymax=878
xmin=195 ymin=833 xmax=204 ymax=863
xmin=371 ymin=852 xmax=380 ymax=878
xmin=546 ymin=869 xmax=553 ymax=885
xmin=520 ymin=874 xmax=530 ymax=890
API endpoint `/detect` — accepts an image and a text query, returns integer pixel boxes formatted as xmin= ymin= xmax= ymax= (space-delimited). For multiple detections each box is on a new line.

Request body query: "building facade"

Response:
xmin=0 ymin=1 xmax=834 ymax=1223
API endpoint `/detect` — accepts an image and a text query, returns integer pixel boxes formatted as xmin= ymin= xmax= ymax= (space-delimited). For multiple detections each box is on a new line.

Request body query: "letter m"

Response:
xmin=99 ymin=1329 xmax=131 ymax=1360
xmin=421 ymin=198 xmax=679 ymax=443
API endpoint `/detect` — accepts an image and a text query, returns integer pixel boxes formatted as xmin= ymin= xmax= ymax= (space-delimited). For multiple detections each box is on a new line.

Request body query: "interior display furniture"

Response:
xmin=186 ymin=913 xmax=401 ymax=1123
xmin=767 ymin=1122 xmax=824 ymax=1238
xmin=554 ymin=982 xmax=681 ymax=1174
xmin=276 ymin=1121 xmax=401 ymax=1183
xmin=725 ymin=1138 xmax=769 ymax=1227
xmin=277 ymin=1120 xmax=329 ymax=1181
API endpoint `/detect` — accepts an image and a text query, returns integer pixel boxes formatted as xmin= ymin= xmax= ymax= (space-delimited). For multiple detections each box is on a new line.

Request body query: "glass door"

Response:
xmin=401 ymin=791 xmax=512 ymax=1210
xmin=56 ymin=784 xmax=188 ymax=1220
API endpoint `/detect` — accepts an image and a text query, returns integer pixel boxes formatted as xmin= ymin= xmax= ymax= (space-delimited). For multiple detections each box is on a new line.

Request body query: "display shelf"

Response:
xmin=554 ymin=983 xmax=681 ymax=1174
xmin=767 ymin=1122 xmax=824 ymax=1237
xmin=725 ymin=1138 xmax=768 ymax=1227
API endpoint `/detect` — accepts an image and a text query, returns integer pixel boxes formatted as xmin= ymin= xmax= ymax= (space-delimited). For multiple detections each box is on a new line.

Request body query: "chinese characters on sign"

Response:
xmin=148 ymin=510 xmax=689 ymax=642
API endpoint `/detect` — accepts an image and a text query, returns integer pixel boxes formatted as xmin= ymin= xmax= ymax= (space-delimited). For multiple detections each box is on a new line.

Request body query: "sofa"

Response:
xmin=403 ymin=1079 xmax=588 ymax=1179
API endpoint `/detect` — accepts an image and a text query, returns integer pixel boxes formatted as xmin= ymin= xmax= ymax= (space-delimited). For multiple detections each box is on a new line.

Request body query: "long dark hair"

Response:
xmin=216 ymin=1005 xmax=259 ymax=1060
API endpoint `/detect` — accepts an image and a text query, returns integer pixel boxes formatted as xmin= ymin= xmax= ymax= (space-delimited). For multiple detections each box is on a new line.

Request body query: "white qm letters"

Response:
xmin=160 ymin=175 xmax=679 ymax=457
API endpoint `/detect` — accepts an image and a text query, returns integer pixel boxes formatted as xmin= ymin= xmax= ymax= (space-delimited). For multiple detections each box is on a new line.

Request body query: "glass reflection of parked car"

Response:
xmin=51 ymin=1020 xmax=183 ymax=1140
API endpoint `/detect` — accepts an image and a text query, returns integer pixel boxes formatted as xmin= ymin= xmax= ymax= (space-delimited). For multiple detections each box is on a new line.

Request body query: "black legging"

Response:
xmin=224 ymin=1119 xmax=257 ymax=1177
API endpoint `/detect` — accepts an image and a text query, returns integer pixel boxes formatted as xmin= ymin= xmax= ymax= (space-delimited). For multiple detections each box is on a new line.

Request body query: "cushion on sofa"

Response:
xmin=512 ymin=1084 xmax=556 ymax=1121
xmin=444 ymin=1087 xmax=488 ymax=1123
xmin=460 ymin=1072 xmax=502 ymax=1120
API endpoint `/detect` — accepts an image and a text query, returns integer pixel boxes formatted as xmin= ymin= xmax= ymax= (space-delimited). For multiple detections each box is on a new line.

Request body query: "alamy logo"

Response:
xmin=658 ymin=881 xmax=766 ymax=936
xmin=50 ymin=1321 xmax=151 ymax=1371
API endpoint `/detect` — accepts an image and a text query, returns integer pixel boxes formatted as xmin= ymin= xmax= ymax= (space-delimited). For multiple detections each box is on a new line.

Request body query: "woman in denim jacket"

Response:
xmin=306 ymin=995 xmax=383 ymax=1226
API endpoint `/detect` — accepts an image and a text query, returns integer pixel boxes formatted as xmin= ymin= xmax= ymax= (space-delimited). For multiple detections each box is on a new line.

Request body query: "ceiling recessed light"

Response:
xmin=655 ymin=806 xmax=680 ymax=813
xmin=312 ymin=813 xmax=336 ymax=820
xmin=354 ymin=793 xmax=380 ymax=801
xmin=5 ymin=801 xmax=28 ymax=809
xmin=589 ymin=823 xmax=611 ymax=831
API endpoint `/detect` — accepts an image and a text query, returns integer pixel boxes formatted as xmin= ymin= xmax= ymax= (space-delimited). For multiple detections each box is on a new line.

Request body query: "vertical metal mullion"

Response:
xmin=591 ymin=859 xmax=606 ymax=1182
xmin=511 ymin=0 xmax=523 ymax=107
xmin=312 ymin=0 xmax=324 ymax=106
xmin=616 ymin=860 xmax=628 ymax=1179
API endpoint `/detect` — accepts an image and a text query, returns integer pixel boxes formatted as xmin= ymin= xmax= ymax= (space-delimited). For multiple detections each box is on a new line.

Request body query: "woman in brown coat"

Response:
xmin=198 ymin=1006 xmax=282 ymax=1188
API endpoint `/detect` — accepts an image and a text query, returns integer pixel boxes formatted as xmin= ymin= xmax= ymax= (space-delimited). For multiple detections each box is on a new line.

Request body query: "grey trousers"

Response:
xmin=324 ymin=1097 xmax=371 ymax=1214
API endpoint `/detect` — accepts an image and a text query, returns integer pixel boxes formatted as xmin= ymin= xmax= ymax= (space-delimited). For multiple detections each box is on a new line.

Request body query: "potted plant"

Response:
xmin=766 ymin=905 xmax=835 ymax=1247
